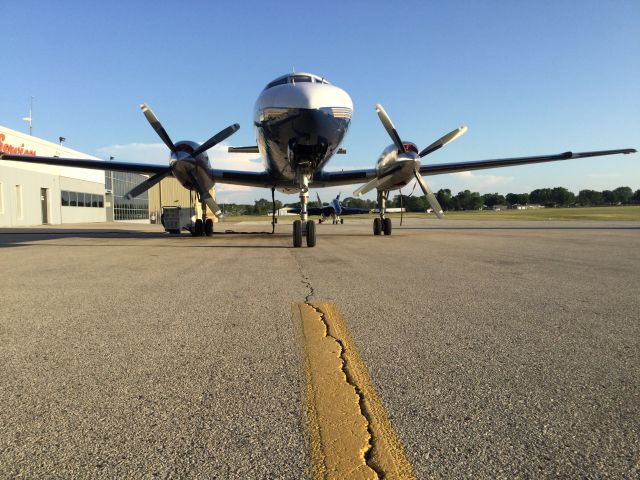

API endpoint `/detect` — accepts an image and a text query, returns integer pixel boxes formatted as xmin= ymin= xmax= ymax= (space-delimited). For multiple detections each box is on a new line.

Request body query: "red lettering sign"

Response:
xmin=0 ymin=133 xmax=37 ymax=156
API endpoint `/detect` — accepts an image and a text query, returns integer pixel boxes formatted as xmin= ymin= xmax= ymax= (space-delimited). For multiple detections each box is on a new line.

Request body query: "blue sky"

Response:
xmin=3 ymin=0 xmax=639 ymax=203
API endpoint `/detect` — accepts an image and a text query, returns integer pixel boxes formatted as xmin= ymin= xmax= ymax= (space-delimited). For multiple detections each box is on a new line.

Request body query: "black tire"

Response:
xmin=205 ymin=218 xmax=214 ymax=236
xmin=194 ymin=219 xmax=204 ymax=236
xmin=293 ymin=220 xmax=303 ymax=247
xmin=340 ymin=218 xmax=344 ymax=224
xmin=171 ymin=229 xmax=181 ymax=235
xmin=383 ymin=217 xmax=392 ymax=236
xmin=373 ymin=218 xmax=382 ymax=235
xmin=306 ymin=220 xmax=316 ymax=247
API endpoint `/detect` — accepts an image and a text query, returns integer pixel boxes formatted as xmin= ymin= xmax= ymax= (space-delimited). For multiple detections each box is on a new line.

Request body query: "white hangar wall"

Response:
xmin=0 ymin=126 xmax=106 ymax=226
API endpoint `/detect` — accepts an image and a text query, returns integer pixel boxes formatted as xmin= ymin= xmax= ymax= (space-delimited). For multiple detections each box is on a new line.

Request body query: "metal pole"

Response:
xmin=29 ymin=96 xmax=33 ymax=136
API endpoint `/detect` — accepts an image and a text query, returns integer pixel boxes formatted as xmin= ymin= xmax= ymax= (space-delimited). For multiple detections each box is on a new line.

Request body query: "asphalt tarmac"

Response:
xmin=1 ymin=218 xmax=638 ymax=478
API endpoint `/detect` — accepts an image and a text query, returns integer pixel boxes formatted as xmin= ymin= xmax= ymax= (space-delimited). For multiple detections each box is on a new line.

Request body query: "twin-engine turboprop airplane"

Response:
xmin=1 ymin=71 xmax=636 ymax=247
xmin=288 ymin=193 xmax=370 ymax=224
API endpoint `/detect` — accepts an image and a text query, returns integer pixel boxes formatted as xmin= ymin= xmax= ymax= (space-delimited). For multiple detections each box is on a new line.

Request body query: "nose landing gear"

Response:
xmin=292 ymin=171 xmax=317 ymax=247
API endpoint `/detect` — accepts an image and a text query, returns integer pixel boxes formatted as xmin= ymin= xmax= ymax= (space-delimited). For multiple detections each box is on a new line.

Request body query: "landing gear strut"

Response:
xmin=292 ymin=171 xmax=316 ymax=247
xmin=374 ymin=190 xmax=392 ymax=236
xmin=192 ymin=198 xmax=214 ymax=237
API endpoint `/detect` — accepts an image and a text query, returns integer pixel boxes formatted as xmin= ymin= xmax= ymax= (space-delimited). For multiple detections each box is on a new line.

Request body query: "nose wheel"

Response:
xmin=292 ymin=171 xmax=317 ymax=247
xmin=292 ymin=220 xmax=316 ymax=247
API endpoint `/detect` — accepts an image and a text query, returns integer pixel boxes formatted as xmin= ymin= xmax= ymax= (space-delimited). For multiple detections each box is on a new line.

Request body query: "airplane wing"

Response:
xmin=340 ymin=207 xmax=371 ymax=214
xmin=0 ymin=153 xmax=278 ymax=187
xmin=311 ymin=168 xmax=377 ymax=187
xmin=0 ymin=154 xmax=171 ymax=174
xmin=287 ymin=206 xmax=329 ymax=216
xmin=309 ymin=148 xmax=635 ymax=187
xmin=208 ymin=169 xmax=275 ymax=187
xmin=418 ymin=149 xmax=636 ymax=176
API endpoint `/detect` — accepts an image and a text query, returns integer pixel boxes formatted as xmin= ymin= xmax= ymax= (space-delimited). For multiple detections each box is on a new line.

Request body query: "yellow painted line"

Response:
xmin=292 ymin=303 xmax=415 ymax=480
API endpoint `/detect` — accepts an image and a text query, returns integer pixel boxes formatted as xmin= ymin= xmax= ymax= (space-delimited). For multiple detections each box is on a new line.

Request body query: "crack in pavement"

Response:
xmin=306 ymin=302 xmax=383 ymax=479
xmin=291 ymin=250 xmax=414 ymax=479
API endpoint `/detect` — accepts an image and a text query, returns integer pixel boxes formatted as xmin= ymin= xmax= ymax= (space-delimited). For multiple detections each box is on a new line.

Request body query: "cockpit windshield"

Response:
xmin=264 ymin=74 xmax=330 ymax=90
xmin=292 ymin=75 xmax=312 ymax=83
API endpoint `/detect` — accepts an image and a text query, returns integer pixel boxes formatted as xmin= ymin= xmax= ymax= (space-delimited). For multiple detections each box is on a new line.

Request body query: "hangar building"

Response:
xmin=1 ymin=125 xmax=106 ymax=227
xmin=1 ymin=125 xmax=214 ymax=227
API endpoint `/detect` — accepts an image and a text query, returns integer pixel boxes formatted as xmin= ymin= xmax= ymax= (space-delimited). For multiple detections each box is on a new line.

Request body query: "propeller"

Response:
xmin=375 ymin=104 xmax=405 ymax=153
xmin=124 ymin=168 xmax=172 ymax=200
xmin=124 ymin=104 xmax=239 ymax=212
xmin=141 ymin=104 xmax=177 ymax=153
xmin=374 ymin=103 xmax=467 ymax=218
xmin=191 ymin=123 xmax=240 ymax=158
xmin=418 ymin=126 xmax=468 ymax=158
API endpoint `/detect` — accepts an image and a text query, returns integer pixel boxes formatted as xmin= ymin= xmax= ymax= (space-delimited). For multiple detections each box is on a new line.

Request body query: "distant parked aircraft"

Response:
xmin=288 ymin=193 xmax=369 ymax=224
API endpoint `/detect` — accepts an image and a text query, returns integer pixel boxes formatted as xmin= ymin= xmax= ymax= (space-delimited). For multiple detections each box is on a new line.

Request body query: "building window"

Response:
xmin=15 ymin=185 xmax=23 ymax=219
xmin=61 ymin=190 xmax=105 ymax=208
xmin=109 ymin=172 xmax=149 ymax=220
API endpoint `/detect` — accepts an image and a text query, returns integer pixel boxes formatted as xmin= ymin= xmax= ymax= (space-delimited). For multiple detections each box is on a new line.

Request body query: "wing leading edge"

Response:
xmin=418 ymin=149 xmax=637 ymax=176
xmin=309 ymin=148 xmax=636 ymax=188
xmin=0 ymin=154 xmax=171 ymax=175
xmin=0 ymin=154 xmax=279 ymax=188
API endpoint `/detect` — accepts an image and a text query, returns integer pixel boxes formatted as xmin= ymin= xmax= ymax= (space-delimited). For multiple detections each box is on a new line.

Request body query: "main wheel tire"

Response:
xmin=306 ymin=219 xmax=316 ymax=247
xmin=340 ymin=218 xmax=344 ymax=224
xmin=383 ymin=217 xmax=392 ymax=236
xmin=205 ymin=218 xmax=214 ymax=236
xmin=293 ymin=220 xmax=303 ymax=247
xmin=194 ymin=219 xmax=204 ymax=236
xmin=373 ymin=218 xmax=382 ymax=235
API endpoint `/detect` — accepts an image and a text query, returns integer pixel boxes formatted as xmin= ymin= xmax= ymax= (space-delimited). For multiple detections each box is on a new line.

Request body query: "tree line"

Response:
xmin=219 ymin=186 xmax=639 ymax=215
xmin=382 ymin=186 xmax=640 ymax=211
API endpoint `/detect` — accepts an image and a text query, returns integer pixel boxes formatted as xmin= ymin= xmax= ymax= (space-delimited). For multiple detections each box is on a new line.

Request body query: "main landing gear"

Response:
xmin=373 ymin=190 xmax=392 ymax=236
xmin=191 ymin=199 xmax=214 ymax=237
xmin=292 ymin=172 xmax=316 ymax=247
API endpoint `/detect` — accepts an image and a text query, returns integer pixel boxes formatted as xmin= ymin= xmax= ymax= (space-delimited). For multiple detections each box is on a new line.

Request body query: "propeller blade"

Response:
xmin=375 ymin=104 xmax=406 ymax=153
xmin=419 ymin=126 xmax=468 ymax=158
xmin=141 ymin=104 xmax=177 ymax=153
xmin=124 ymin=167 xmax=172 ymax=200
xmin=414 ymin=171 xmax=444 ymax=219
xmin=189 ymin=170 xmax=222 ymax=217
xmin=354 ymin=177 xmax=382 ymax=197
xmin=316 ymin=192 xmax=323 ymax=207
xmin=191 ymin=123 xmax=241 ymax=157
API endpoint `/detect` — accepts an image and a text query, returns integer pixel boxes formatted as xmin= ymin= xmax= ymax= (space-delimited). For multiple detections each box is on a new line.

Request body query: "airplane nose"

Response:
xmin=271 ymin=83 xmax=353 ymax=111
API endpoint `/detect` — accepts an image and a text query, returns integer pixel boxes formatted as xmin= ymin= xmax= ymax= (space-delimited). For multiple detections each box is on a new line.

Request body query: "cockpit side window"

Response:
xmin=265 ymin=77 xmax=289 ymax=90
